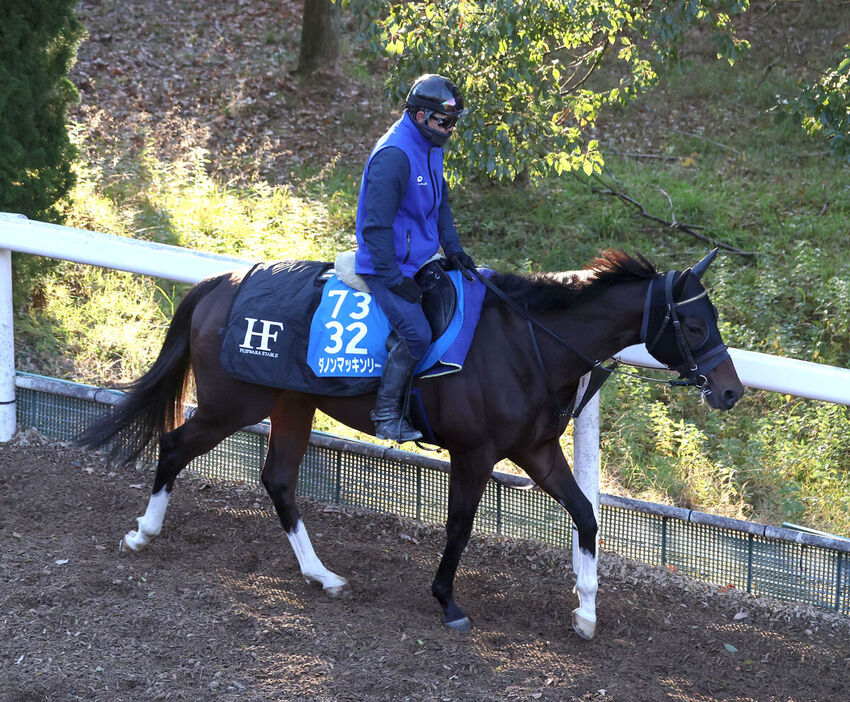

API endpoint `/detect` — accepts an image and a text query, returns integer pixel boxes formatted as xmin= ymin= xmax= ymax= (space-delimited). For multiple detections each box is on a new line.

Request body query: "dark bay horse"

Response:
xmin=77 ymin=249 xmax=743 ymax=639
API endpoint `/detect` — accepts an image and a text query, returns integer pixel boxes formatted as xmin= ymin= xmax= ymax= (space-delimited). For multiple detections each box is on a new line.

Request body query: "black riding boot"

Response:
xmin=371 ymin=339 xmax=423 ymax=443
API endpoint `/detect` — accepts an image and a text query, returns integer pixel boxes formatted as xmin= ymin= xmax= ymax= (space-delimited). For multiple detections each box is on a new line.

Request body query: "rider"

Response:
xmin=355 ymin=74 xmax=476 ymax=443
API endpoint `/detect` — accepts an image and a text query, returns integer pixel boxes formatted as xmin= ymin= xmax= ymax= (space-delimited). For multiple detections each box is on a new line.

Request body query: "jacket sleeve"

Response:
xmin=437 ymin=178 xmax=463 ymax=257
xmin=360 ymin=147 xmax=409 ymax=287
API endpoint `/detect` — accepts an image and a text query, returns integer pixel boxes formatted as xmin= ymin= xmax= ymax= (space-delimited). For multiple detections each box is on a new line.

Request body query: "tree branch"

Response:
xmin=576 ymin=172 xmax=757 ymax=258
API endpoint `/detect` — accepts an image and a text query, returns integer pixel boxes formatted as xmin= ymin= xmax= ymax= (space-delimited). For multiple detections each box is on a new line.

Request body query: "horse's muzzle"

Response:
xmin=704 ymin=357 xmax=744 ymax=410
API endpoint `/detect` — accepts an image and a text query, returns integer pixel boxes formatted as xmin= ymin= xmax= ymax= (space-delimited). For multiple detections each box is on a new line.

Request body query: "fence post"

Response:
xmin=572 ymin=372 xmax=600 ymax=570
xmin=0 ymin=248 xmax=15 ymax=441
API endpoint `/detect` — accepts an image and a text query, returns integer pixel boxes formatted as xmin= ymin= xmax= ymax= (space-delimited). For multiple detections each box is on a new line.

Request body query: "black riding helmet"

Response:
xmin=405 ymin=74 xmax=466 ymax=147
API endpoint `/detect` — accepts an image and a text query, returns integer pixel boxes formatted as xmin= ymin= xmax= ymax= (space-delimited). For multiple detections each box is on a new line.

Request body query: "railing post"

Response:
xmin=572 ymin=372 xmax=600 ymax=569
xmin=0 ymin=248 xmax=15 ymax=441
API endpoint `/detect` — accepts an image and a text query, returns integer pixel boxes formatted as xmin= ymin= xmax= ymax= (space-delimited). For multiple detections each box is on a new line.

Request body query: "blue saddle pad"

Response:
xmin=307 ymin=271 xmax=468 ymax=379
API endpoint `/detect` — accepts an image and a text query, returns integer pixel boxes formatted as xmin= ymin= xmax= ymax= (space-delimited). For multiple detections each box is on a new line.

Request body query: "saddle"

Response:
xmin=332 ymin=252 xmax=457 ymax=341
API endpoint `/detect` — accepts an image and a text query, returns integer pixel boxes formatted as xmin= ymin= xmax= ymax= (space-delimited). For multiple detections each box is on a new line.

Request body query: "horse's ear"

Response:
xmin=692 ymin=248 xmax=718 ymax=280
xmin=674 ymin=269 xmax=692 ymax=299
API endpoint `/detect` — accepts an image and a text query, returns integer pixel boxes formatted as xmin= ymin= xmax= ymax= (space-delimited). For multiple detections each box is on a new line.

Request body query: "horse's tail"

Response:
xmin=75 ymin=274 xmax=226 ymax=465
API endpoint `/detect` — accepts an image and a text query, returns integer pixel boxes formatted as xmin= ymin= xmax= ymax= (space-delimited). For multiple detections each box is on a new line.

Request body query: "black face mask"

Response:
xmin=641 ymin=270 xmax=729 ymax=379
xmin=411 ymin=114 xmax=451 ymax=147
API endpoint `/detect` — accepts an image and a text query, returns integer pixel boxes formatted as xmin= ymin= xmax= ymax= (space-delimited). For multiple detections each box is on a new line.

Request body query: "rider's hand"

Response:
xmin=447 ymin=252 xmax=476 ymax=280
xmin=389 ymin=276 xmax=422 ymax=303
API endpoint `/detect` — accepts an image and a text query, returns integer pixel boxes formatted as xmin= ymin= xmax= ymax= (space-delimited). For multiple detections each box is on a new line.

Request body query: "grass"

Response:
xmin=13 ymin=3 xmax=850 ymax=537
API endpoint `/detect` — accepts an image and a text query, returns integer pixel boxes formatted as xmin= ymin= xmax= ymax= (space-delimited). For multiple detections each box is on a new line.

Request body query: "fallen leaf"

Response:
xmin=724 ymin=643 xmax=739 ymax=653
xmin=733 ymin=611 xmax=749 ymax=620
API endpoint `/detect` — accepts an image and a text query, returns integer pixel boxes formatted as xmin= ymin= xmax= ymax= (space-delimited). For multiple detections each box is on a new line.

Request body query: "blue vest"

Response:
xmin=355 ymin=113 xmax=444 ymax=277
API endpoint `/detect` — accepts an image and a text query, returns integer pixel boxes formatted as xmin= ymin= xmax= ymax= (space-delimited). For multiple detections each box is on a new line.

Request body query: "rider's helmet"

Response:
xmin=404 ymin=74 xmax=466 ymax=146
xmin=405 ymin=74 xmax=466 ymax=117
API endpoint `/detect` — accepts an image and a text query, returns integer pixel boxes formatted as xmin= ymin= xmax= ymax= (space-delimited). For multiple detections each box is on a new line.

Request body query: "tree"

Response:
xmin=298 ymin=0 xmax=340 ymax=74
xmin=789 ymin=45 xmax=850 ymax=163
xmin=0 ymin=1 xmax=85 ymax=222
xmin=346 ymin=0 xmax=751 ymax=185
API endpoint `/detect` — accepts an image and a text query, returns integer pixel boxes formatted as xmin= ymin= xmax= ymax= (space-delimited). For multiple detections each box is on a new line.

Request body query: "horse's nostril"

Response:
xmin=722 ymin=388 xmax=741 ymax=408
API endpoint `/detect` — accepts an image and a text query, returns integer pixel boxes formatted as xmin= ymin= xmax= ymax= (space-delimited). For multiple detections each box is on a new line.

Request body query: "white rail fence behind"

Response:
xmin=3 ymin=212 xmax=850 ymax=550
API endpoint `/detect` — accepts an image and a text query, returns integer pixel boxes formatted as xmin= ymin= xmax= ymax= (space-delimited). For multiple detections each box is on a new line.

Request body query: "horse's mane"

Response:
xmin=488 ymin=250 xmax=657 ymax=313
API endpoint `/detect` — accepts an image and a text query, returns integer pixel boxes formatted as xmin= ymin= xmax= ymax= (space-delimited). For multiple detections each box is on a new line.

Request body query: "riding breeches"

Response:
xmin=362 ymin=275 xmax=431 ymax=360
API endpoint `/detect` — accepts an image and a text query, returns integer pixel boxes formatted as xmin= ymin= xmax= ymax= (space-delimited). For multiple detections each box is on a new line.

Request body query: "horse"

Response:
xmin=77 ymin=249 xmax=743 ymax=640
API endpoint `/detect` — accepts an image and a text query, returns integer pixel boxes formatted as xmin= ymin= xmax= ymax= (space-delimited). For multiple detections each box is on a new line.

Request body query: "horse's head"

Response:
xmin=641 ymin=249 xmax=744 ymax=410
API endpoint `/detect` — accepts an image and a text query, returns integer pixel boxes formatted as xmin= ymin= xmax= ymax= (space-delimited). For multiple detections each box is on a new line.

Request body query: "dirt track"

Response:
xmin=1 ymin=432 xmax=848 ymax=701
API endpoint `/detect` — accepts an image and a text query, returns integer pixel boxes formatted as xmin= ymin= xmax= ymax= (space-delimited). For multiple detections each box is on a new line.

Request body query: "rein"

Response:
xmin=465 ymin=265 xmax=714 ymax=420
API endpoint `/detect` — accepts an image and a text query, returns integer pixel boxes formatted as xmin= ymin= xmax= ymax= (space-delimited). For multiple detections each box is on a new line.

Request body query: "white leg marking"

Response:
xmin=572 ymin=546 xmax=598 ymax=640
xmin=121 ymin=489 xmax=170 ymax=552
xmin=286 ymin=520 xmax=349 ymax=596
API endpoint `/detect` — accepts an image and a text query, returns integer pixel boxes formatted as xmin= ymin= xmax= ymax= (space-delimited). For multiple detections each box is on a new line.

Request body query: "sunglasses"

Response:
xmin=430 ymin=114 xmax=458 ymax=129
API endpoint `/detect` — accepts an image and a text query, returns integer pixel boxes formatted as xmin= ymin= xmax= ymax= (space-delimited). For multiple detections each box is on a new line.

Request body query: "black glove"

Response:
xmin=389 ymin=276 xmax=422 ymax=303
xmin=447 ymin=252 xmax=476 ymax=280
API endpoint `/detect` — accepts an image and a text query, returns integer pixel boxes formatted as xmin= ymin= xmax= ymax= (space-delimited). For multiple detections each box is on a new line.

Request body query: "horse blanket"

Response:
xmin=219 ymin=260 xmax=487 ymax=395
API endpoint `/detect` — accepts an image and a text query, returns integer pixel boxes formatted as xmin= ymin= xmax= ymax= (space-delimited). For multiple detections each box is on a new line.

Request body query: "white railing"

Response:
xmin=3 ymin=212 xmax=850 ymax=551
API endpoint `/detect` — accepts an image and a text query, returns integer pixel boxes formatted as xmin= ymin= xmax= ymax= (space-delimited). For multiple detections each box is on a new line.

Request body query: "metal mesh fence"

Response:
xmin=14 ymin=379 xmax=850 ymax=616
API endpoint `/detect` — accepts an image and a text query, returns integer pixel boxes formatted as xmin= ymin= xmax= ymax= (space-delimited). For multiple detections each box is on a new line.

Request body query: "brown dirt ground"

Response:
xmin=1 ymin=432 xmax=848 ymax=701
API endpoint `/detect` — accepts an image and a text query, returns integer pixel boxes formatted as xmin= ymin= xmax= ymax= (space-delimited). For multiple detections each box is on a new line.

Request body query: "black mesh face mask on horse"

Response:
xmin=640 ymin=249 xmax=730 ymax=392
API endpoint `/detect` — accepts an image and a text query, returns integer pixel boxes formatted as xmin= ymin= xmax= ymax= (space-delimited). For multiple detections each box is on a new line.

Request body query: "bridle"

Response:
xmin=468 ymin=266 xmax=729 ymax=419
xmin=640 ymin=270 xmax=730 ymax=393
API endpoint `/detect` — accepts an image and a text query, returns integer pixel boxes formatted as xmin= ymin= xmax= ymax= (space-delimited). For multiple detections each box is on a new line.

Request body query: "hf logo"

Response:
xmin=239 ymin=317 xmax=284 ymax=358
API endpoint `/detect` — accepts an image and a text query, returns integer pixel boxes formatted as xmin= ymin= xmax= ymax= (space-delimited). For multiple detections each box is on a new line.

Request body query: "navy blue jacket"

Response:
xmin=355 ymin=112 xmax=462 ymax=286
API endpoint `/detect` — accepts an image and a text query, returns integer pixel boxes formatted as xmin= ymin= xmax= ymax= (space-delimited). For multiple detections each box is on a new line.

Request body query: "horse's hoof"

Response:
xmin=444 ymin=616 xmax=472 ymax=632
xmin=304 ymin=573 xmax=350 ymax=597
xmin=571 ymin=608 xmax=596 ymax=640
xmin=119 ymin=531 xmax=147 ymax=554
xmin=323 ymin=581 xmax=352 ymax=598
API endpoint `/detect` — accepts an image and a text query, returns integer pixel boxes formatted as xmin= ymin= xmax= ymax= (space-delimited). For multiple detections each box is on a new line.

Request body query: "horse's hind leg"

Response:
xmin=262 ymin=396 xmax=348 ymax=596
xmin=121 ymin=408 xmax=261 ymax=552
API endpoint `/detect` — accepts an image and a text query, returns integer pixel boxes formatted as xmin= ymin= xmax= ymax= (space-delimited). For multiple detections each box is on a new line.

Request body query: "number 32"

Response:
xmin=323 ymin=291 xmax=370 ymax=355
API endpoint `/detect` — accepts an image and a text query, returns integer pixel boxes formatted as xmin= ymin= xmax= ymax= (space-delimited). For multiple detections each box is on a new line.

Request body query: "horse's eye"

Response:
xmin=683 ymin=317 xmax=709 ymax=346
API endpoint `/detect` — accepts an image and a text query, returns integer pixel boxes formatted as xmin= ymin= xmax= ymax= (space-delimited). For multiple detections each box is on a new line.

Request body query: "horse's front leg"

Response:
xmin=431 ymin=449 xmax=494 ymax=631
xmin=509 ymin=441 xmax=598 ymax=639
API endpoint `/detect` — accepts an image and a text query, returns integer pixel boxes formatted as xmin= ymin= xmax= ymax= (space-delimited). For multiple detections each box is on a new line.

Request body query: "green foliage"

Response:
xmin=346 ymin=0 xmax=750 ymax=184
xmin=786 ymin=45 xmax=850 ymax=162
xmin=1 ymin=2 xmax=86 ymax=303
xmin=0 ymin=1 xmax=85 ymax=221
